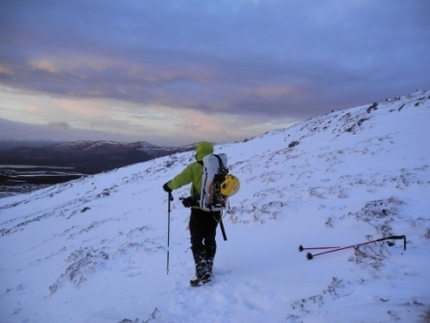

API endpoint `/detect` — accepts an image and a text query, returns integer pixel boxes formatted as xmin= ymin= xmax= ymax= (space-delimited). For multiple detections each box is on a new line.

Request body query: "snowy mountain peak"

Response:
xmin=1 ymin=89 xmax=429 ymax=323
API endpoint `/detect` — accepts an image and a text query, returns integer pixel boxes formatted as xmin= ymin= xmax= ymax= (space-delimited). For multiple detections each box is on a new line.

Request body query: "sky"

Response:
xmin=1 ymin=0 xmax=430 ymax=147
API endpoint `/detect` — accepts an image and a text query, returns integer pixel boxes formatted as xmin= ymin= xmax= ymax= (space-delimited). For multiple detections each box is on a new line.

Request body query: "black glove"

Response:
xmin=163 ymin=182 xmax=172 ymax=193
xmin=180 ymin=196 xmax=195 ymax=208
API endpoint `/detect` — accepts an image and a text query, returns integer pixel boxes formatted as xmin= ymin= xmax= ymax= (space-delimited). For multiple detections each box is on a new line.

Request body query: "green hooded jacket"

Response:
xmin=166 ymin=141 xmax=214 ymax=203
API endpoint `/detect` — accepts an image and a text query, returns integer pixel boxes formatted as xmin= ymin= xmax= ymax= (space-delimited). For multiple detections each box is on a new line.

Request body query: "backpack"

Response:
xmin=199 ymin=153 xmax=239 ymax=212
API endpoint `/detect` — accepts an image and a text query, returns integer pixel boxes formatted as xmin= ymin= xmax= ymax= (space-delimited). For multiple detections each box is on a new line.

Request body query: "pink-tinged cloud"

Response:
xmin=0 ymin=0 xmax=429 ymax=145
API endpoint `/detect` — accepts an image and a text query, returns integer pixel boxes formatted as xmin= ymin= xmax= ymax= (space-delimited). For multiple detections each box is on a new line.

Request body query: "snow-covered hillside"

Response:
xmin=1 ymin=89 xmax=430 ymax=323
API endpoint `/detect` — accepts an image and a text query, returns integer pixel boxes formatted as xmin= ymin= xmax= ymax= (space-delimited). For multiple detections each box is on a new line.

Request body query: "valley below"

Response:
xmin=0 ymin=140 xmax=195 ymax=198
xmin=0 ymin=165 xmax=84 ymax=198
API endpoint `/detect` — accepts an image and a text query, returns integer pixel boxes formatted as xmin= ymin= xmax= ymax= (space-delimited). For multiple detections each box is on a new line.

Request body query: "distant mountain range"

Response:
xmin=0 ymin=140 xmax=196 ymax=174
xmin=0 ymin=140 xmax=197 ymax=197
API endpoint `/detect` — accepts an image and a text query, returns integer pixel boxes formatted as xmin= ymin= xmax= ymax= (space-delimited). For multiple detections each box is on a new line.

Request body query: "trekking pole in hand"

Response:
xmin=166 ymin=192 xmax=174 ymax=274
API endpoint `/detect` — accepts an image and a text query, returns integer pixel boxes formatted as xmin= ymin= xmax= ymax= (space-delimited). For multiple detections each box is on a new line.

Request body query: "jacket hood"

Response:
xmin=194 ymin=141 xmax=214 ymax=161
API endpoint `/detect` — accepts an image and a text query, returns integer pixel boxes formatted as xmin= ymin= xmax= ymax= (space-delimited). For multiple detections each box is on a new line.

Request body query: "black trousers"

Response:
xmin=189 ymin=208 xmax=220 ymax=277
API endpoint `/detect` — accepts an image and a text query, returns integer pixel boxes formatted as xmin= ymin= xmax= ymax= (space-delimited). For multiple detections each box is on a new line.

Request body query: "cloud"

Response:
xmin=46 ymin=121 xmax=71 ymax=130
xmin=0 ymin=1 xmax=429 ymax=145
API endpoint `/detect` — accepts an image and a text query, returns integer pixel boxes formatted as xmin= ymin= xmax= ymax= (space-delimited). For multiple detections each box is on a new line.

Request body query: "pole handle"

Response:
xmin=377 ymin=235 xmax=407 ymax=251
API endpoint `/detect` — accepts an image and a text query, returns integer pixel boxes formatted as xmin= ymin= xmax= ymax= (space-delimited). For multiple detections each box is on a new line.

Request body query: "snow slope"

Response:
xmin=1 ymin=89 xmax=430 ymax=323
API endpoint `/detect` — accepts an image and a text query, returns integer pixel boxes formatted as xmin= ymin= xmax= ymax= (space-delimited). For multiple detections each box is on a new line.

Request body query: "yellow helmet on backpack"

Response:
xmin=220 ymin=174 xmax=240 ymax=197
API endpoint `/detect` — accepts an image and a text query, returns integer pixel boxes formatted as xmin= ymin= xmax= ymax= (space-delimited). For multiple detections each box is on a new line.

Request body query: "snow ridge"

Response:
xmin=1 ymin=89 xmax=430 ymax=322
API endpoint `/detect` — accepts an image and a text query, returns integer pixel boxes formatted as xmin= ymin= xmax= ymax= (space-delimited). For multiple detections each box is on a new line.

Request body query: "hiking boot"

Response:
xmin=190 ymin=273 xmax=211 ymax=287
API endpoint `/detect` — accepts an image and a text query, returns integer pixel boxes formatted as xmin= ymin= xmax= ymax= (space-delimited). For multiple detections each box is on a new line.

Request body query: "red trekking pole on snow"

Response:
xmin=298 ymin=245 xmax=340 ymax=252
xmin=302 ymin=235 xmax=407 ymax=260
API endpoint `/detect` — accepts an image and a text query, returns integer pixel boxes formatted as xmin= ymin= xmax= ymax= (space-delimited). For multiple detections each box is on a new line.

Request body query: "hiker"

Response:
xmin=163 ymin=141 xmax=220 ymax=285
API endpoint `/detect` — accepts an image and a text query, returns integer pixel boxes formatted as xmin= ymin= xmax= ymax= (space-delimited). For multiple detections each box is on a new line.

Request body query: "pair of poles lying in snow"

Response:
xmin=299 ymin=235 xmax=407 ymax=260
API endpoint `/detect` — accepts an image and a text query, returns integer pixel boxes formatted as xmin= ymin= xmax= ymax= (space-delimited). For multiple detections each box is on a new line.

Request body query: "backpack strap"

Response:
xmin=213 ymin=154 xmax=228 ymax=176
xmin=192 ymin=161 xmax=204 ymax=201
xmin=200 ymin=154 xmax=228 ymax=212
